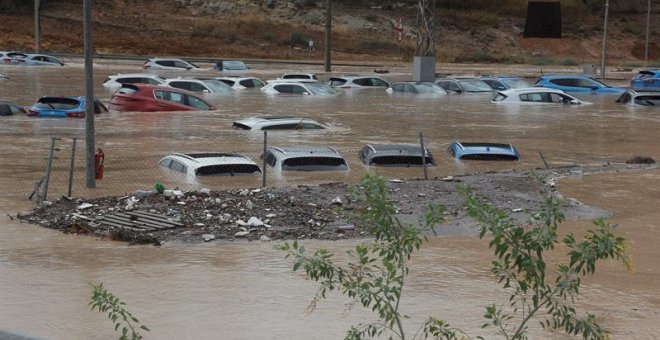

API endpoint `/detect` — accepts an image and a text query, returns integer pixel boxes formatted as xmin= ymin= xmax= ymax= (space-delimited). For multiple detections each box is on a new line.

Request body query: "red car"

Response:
xmin=109 ymin=84 xmax=216 ymax=112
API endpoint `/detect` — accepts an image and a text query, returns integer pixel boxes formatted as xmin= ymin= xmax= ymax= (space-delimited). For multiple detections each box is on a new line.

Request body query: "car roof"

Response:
xmin=234 ymin=116 xmax=323 ymax=126
xmin=148 ymin=57 xmax=190 ymax=62
xmin=450 ymin=141 xmax=519 ymax=158
xmin=363 ymin=144 xmax=430 ymax=156
xmin=498 ymin=87 xmax=566 ymax=95
xmin=624 ymin=89 xmax=660 ymax=96
xmin=266 ymin=146 xmax=342 ymax=158
xmin=109 ymin=73 xmax=163 ymax=79
xmin=163 ymin=153 xmax=257 ymax=167
xmin=391 ymin=81 xmax=437 ymax=85
xmin=216 ymin=76 xmax=259 ymax=80
xmin=119 ymin=83 xmax=201 ymax=95
xmin=267 ymin=79 xmax=318 ymax=84
xmin=539 ymin=75 xmax=596 ymax=79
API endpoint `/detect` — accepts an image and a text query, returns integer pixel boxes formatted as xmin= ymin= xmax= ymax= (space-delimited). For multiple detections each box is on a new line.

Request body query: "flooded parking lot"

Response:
xmin=0 ymin=60 xmax=659 ymax=339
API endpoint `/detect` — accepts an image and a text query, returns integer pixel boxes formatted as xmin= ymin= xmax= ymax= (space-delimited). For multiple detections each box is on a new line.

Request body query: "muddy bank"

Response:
xmin=15 ymin=164 xmax=654 ymax=245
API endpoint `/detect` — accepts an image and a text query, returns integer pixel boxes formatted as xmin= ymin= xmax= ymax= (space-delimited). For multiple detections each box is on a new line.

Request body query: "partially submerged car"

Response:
xmin=158 ymin=153 xmax=261 ymax=182
xmin=280 ymin=73 xmax=318 ymax=81
xmin=262 ymin=146 xmax=349 ymax=171
xmin=215 ymin=76 xmax=265 ymax=89
xmin=448 ymin=141 xmax=520 ymax=161
xmin=28 ymin=97 xmax=107 ymax=118
xmin=108 ymin=84 xmax=216 ymax=112
xmin=163 ymin=78 xmax=233 ymax=94
xmin=535 ymin=75 xmax=626 ymax=94
xmin=386 ymin=82 xmax=448 ymax=95
xmin=261 ymin=80 xmax=339 ymax=96
xmin=328 ymin=75 xmax=389 ymax=88
xmin=0 ymin=73 xmax=8 ymax=79
xmin=102 ymin=73 xmax=166 ymax=91
xmin=631 ymin=69 xmax=660 ymax=92
xmin=359 ymin=144 xmax=436 ymax=167
xmin=0 ymin=100 xmax=27 ymax=116
xmin=1 ymin=52 xmax=64 ymax=66
xmin=142 ymin=58 xmax=201 ymax=71
xmin=480 ymin=76 xmax=532 ymax=91
xmin=213 ymin=60 xmax=249 ymax=71
xmin=615 ymin=90 xmax=660 ymax=107
xmin=491 ymin=87 xmax=583 ymax=104
xmin=232 ymin=116 xmax=327 ymax=130
xmin=436 ymin=77 xmax=493 ymax=93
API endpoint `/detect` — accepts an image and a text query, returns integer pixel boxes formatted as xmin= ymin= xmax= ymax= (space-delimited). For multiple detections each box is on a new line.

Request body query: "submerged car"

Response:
xmin=0 ymin=100 xmax=27 ymax=116
xmin=615 ymin=90 xmax=660 ymax=107
xmin=163 ymin=78 xmax=234 ymax=94
xmin=386 ymin=82 xmax=448 ymax=95
xmin=359 ymin=144 xmax=436 ymax=167
xmin=215 ymin=76 xmax=265 ymax=89
xmin=213 ymin=60 xmax=249 ymax=71
xmin=108 ymin=84 xmax=216 ymax=112
xmin=480 ymin=76 xmax=532 ymax=91
xmin=535 ymin=75 xmax=625 ymax=94
xmin=261 ymin=80 xmax=339 ymax=96
xmin=491 ymin=87 xmax=583 ymax=104
xmin=142 ymin=58 xmax=201 ymax=71
xmin=1 ymin=52 xmax=64 ymax=66
xmin=630 ymin=69 xmax=660 ymax=92
xmin=27 ymin=97 xmax=107 ymax=118
xmin=262 ymin=146 xmax=349 ymax=172
xmin=0 ymin=73 xmax=8 ymax=79
xmin=436 ymin=77 xmax=493 ymax=93
xmin=232 ymin=116 xmax=327 ymax=130
xmin=103 ymin=73 xmax=166 ymax=91
xmin=328 ymin=75 xmax=389 ymax=88
xmin=158 ymin=153 xmax=261 ymax=182
xmin=448 ymin=141 xmax=520 ymax=161
xmin=280 ymin=73 xmax=318 ymax=81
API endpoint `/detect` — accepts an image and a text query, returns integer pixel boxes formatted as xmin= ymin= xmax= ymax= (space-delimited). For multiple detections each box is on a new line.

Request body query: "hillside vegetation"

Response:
xmin=0 ymin=0 xmax=658 ymax=64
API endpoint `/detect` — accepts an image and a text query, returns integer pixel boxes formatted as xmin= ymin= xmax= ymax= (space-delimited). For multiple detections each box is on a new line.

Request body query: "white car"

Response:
xmin=328 ymin=75 xmax=389 ymax=88
xmin=215 ymin=76 xmax=265 ymax=89
xmin=163 ymin=78 xmax=234 ymax=94
xmin=102 ymin=73 xmax=166 ymax=91
xmin=143 ymin=58 xmax=201 ymax=71
xmin=262 ymin=146 xmax=349 ymax=172
xmin=386 ymin=82 xmax=447 ymax=95
xmin=261 ymin=80 xmax=339 ymax=96
xmin=491 ymin=87 xmax=584 ymax=104
xmin=158 ymin=153 xmax=261 ymax=183
xmin=280 ymin=73 xmax=318 ymax=81
xmin=616 ymin=90 xmax=660 ymax=107
xmin=1 ymin=52 xmax=64 ymax=66
xmin=232 ymin=116 xmax=327 ymax=130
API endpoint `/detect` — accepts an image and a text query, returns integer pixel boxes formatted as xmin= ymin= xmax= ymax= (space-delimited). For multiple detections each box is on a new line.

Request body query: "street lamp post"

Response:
xmin=84 ymin=0 xmax=96 ymax=188
xmin=34 ymin=0 xmax=40 ymax=52
xmin=324 ymin=0 xmax=332 ymax=72
xmin=600 ymin=0 xmax=610 ymax=79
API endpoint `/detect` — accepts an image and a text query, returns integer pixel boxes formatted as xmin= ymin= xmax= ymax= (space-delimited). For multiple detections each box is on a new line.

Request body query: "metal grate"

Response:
xmin=99 ymin=211 xmax=184 ymax=232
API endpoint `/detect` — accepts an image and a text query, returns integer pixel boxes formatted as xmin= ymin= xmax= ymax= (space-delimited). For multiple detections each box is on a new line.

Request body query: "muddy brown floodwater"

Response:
xmin=0 ymin=60 xmax=659 ymax=339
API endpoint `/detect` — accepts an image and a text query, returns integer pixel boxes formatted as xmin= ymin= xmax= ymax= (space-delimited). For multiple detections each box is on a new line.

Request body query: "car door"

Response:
xmin=153 ymin=90 xmax=196 ymax=111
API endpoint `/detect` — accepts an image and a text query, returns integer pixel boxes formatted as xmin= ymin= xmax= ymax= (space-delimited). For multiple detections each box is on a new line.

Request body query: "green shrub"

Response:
xmin=290 ymin=31 xmax=307 ymax=47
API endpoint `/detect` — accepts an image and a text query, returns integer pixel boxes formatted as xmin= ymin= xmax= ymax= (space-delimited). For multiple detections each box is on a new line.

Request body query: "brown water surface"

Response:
xmin=0 ymin=62 xmax=658 ymax=339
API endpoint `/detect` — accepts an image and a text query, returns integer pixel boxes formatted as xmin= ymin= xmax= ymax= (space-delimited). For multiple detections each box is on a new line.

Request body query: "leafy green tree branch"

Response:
xmin=89 ymin=283 xmax=150 ymax=340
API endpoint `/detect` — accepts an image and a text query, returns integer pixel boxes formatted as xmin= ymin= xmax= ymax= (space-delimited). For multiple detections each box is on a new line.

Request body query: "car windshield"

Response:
xmin=492 ymin=93 xmax=507 ymax=102
xmin=202 ymin=80 xmax=233 ymax=93
xmin=305 ymin=83 xmax=339 ymax=95
xmin=196 ymin=164 xmax=261 ymax=176
xmin=282 ymin=157 xmax=348 ymax=171
xmin=415 ymin=83 xmax=446 ymax=94
xmin=457 ymin=79 xmax=492 ymax=92
xmin=35 ymin=98 xmax=80 ymax=110
xmin=502 ymin=78 xmax=532 ymax=88
xmin=222 ymin=61 xmax=247 ymax=70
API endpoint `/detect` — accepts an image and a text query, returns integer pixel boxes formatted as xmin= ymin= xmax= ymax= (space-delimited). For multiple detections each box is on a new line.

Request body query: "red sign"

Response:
xmin=395 ymin=17 xmax=403 ymax=42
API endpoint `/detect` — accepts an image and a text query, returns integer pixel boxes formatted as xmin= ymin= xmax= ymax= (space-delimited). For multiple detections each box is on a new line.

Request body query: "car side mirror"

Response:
xmin=186 ymin=66 xmax=192 ymax=70
xmin=570 ymin=99 xmax=580 ymax=104
xmin=455 ymin=89 xmax=463 ymax=93
xmin=590 ymin=86 xmax=598 ymax=90
xmin=302 ymin=92 xmax=310 ymax=95
xmin=203 ymin=89 xmax=210 ymax=94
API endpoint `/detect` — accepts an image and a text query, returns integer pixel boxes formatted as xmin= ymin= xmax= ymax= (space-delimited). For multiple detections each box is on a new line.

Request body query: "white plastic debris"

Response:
xmin=245 ymin=200 xmax=254 ymax=210
xmin=260 ymin=235 xmax=271 ymax=241
xmin=331 ymin=196 xmax=343 ymax=205
xmin=239 ymin=189 xmax=250 ymax=196
xmin=172 ymin=190 xmax=184 ymax=198
xmin=265 ymin=213 xmax=277 ymax=218
xmin=389 ymin=179 xmax=405 ymax=183
xmin=234 ymin=230 xmax=250 ymax=237
xmin=246 ymin=216 xmax=264 ymax=227
xmin=512 ymin=208 xmax=523 ymax=213
xmin=194 ymin=223 xmax=205 ymax=227
xmin=199 ymin=188 xmax=211 ymax=196
xmin=441 ymin=176 xmax=454 ymax=181
xmin=77 ymin=203 xmax=93 ymax=210
xmin=202 ymin=234 xmax=215 ymax=242
xmin=418 ymin=193 xmax=427 ymax=197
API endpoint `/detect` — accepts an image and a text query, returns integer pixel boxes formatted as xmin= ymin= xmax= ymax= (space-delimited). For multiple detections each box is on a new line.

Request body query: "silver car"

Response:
xmin=143 ymin=58 xmax=201 ymax=71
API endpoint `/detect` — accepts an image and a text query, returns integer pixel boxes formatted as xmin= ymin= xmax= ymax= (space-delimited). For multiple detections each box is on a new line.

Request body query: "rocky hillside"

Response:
xmin=0 ymin=0 xmax=658 ymax=64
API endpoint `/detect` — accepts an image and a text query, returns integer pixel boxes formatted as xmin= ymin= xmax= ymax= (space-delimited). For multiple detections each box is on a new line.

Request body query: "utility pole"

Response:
xmin=84 ymin=0 xmax=96 ymax=188
xmin=34 ymin=0 xmax=40 ymax=52
xmin=645 ymin=0 xmax=651 ymax=64
xmin=413 ymin=0 xmax=436 ymax=81
xmin=324 ymin=0 xmax=331 ymax=72
xmin=600 ymin=0 xmax=610 ymax=79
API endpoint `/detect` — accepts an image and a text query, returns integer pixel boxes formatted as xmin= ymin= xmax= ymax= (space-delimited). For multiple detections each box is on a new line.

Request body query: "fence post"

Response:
xmin=539 ymin=151 xmax=550 ymax=169
xmin=43 ymin=137 xmax=57 ymax=202
xmin=419 ymin=132 xmax=428 ymax=180
xmin=262 ymin=130 xmax=267 ymax=188
xmin=67 ymin=138 xmax=77 ymax=197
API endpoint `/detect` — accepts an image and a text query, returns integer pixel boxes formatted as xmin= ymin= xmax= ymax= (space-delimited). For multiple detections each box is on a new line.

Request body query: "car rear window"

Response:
xmin=232 ymin=122 xmax=252 ymax=130
xmin=282 ymin=157 xmax=348 ymax=171
xmin=196 ymin=164 xmax=261 ymax=176
xmin=117 ymin=84 xmax=139 ymax=95
xmin=369 ymin=156 xmax=434 ymax=166
xmin=460 ymin=154 xmax=519 ymax=161
xmin=634 ymin=95 xmax=660 ymax=106
xmin=35 ymin=97 xmax=80 ymax=110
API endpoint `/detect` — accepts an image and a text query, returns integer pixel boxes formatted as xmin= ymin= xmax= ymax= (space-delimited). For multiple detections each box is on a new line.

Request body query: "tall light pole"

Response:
xmin=34 ymin=0 xmax=40 ymax=52
xmin=600 ymin=0 xmax=610 ymax=79
xmin=645 ymin=0 xmax=651 ymax=64
xmin=84 ymin=0 xmax=96 ymax=188
xmin=324 ymin=0 xmax=332 ymax=72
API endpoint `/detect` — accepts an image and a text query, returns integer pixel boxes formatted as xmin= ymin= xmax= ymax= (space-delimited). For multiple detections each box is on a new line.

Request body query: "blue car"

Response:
xmin=448 ymin=141 xmax=520 ymax=161
xmin=535 ymin=75 xmax=626 ymax=94
xmin=28 ymin=96 xmax=107 ymax=118
xmin=480 ymin=76 xmax=532 ymax=91
xmin=631 ymin=69 xmax=660 ymax=92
